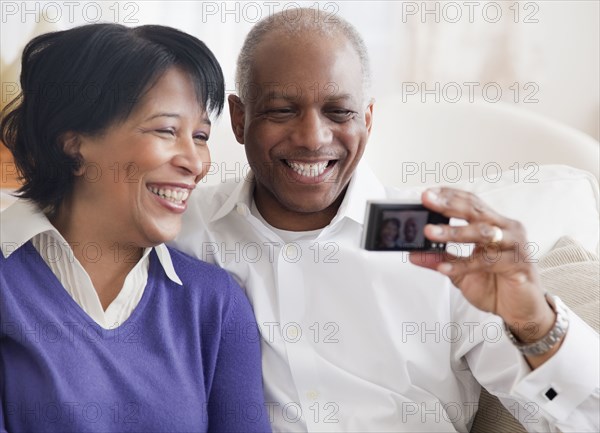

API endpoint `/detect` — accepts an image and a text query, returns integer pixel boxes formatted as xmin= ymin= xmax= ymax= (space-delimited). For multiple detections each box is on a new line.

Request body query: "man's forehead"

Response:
xmin=253 ymin=32 xmax=358 ymax=66
xmin=257 ymin=87 xmax=360 ymax=103
xmin=247 ymin=33 xmax=363 ymax=96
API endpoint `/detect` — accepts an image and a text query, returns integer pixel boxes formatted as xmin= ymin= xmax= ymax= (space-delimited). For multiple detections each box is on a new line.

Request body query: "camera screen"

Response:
xmin=379 ymin=210 xmax=428 ymax=249
xmin=362 ymin=203 xmax=449 ymax=251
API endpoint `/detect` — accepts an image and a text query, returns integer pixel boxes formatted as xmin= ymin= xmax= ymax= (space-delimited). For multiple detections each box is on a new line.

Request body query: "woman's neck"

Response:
xmin=49 ymin=200 xmax=144 ymax=310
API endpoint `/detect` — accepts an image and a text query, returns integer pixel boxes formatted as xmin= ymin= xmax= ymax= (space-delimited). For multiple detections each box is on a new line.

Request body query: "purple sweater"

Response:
xmin=0 ymin=242 xmax=271 ymax=433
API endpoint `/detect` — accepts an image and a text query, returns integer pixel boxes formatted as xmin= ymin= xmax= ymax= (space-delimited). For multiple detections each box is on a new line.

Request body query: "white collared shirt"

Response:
xmin=174 ymin=163 xmax=599 ymax=432
xmin=1 ymin=199 xmax=182 ymax=329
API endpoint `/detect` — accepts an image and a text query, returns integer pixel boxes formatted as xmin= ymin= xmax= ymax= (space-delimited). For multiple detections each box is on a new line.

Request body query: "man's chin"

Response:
xmin=279 ymin=191 xmax=344 ymax=215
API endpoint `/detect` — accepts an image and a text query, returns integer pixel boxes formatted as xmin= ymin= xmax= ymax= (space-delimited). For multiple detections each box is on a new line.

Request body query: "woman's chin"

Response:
xmin=139 ymin=219 xmax=181 ymax=247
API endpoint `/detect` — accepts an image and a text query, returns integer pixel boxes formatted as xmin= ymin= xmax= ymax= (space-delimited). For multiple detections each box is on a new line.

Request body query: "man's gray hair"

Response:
xmin=235 ymin=7 xmax=372 ymax=103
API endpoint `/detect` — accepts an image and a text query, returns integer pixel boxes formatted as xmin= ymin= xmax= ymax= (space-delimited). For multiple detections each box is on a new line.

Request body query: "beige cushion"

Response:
xmin=365 ymin=101 xmax=600 ymax=188
xmin=456 ymin=165 xmax=600 ymax=258
xmin=470 ymin=237 xmax=599 ymax=433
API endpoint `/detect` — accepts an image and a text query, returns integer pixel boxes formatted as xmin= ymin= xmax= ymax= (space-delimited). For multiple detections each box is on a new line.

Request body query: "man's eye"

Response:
xmin=267 ymin=108 xmax=294 ymax=115
xmin=328 ymin=110 xmax=356 ymax=121
xmin=157 ymin=128 xmax=175 ymax=135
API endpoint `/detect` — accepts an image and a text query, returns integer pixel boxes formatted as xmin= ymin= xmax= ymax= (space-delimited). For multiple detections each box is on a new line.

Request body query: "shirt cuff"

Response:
xmin=512 ymin=307 xmax=600 ymax=422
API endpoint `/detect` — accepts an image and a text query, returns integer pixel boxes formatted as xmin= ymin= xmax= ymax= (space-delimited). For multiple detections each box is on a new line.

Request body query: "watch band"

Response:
xmin=504 ymin=294 xmax=569 ymax=357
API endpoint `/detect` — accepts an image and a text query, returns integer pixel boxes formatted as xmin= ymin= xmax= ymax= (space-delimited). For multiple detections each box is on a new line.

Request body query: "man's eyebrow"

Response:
xmin=144 ymin=112 xmax=212 ymax=125
xmin=261 ymin=90 xmax=358 ymax=104
xmin=324 ymin=93 xmax=357 ymax=103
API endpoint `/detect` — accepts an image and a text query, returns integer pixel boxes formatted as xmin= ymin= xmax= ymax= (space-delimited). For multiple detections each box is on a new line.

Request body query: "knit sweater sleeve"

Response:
xmin=0 ymin=320 xmax=6 ymax=433
xmin=206 ymin=273 xmax=272 ymax=433
xmin=0 ymin=394 xmax=6 ymax=433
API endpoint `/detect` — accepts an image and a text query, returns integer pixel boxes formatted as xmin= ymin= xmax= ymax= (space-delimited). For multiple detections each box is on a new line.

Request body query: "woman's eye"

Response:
xmin=194 ymin=134 xmax=209 ymax=143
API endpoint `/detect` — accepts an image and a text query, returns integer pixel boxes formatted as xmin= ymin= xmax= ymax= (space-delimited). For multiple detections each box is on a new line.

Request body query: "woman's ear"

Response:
xmin=60 ymin=132 xmax=85 ymax=176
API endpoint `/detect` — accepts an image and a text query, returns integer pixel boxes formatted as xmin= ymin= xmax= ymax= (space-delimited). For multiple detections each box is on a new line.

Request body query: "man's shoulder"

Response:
xmin=185 ymin=179 xmax=248 ymax=221
xmin=174 ymin=179 xmax=250 ymax=259
xmin=194 ymin=179 xmax=242 ymax=205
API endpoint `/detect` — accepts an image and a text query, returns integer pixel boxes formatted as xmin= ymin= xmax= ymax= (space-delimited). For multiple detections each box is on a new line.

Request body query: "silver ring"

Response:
xmin=490 ymin=226 xmax=503 ymax=244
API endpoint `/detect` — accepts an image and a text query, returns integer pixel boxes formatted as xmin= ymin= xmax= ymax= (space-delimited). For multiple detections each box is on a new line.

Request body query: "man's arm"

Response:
xmin=412 ymin=187 xmax=599 ymax=431
xmin=411 ymin=187 xmax=570 ymax=367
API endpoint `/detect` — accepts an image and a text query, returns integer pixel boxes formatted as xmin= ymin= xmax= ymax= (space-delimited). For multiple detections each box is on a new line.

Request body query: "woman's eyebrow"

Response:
xmin=143 ymin=112 xmax=212 ymax=126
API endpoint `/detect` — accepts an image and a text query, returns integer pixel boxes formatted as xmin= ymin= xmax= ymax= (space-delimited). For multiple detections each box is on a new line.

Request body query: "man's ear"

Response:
xmin=228 ymin=94 xmax=246 ymax=145
xmin=60 ymin=132 xmax=85 ymax=176
xmin=365 ymin=98 xmax=375 ymax=137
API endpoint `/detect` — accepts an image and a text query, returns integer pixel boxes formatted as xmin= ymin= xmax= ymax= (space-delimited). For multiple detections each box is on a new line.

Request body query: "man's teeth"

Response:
xmin=148 ymin=186 xmax=190 ymax=204
xmin=286 ymin=161 xmax=329 ymax=177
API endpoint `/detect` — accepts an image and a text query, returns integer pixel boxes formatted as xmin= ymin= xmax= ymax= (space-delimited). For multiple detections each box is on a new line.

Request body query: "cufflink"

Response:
xmin=544 ymin=387 xmax=558 ymax=401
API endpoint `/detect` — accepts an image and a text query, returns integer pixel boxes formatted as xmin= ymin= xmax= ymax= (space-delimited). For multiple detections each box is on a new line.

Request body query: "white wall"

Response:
xmin=1 ymin=1 xmax=598 ymax=187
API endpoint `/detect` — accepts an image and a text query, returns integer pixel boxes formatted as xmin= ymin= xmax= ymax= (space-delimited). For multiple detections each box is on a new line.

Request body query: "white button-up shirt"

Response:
xmin=174 ymin=163 xmax=599 ymax=432
xmin=1 ymin=199 xmax=182 ymax=329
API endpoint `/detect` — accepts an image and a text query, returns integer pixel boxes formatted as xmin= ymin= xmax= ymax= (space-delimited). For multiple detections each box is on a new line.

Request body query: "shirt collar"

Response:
xmin=331 ymin=162 xmax=388 ymax=225
xmin=210 ymin=171 xmax=255 ymax=223
xmin=154 ymin=244 xmax=182 ymax=286
xmin=208 ymin=161 xmax=387 ymax=227
xmin=1 ymin=199 xmax=59 ymax=258
xmin=1 ymin=198 xmax=182 ymax=286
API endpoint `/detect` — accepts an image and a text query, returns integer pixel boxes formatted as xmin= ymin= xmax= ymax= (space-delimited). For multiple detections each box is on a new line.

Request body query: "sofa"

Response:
xmin=1 ymin=101 xmax=598 ymax=432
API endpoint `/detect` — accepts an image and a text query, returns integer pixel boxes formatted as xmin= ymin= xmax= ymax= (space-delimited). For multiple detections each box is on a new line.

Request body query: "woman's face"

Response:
xmin=380 ymin=220 xmax=399 ymax=246
xmin=71 ymin=67 xmax=211 ymax=247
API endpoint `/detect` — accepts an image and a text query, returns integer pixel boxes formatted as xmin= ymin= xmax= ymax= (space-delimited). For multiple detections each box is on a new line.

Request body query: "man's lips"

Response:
xmin=283 ymin=159 xmax=337 ymax=178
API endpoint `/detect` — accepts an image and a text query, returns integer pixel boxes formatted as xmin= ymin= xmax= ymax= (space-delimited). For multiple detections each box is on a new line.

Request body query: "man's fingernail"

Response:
xmin=426 ymin=188 xmax=444 ymax=205
xmin=430 ymin=225 xmax=443 ymax=236
xmin=512 ymin=272 xmax=528 ymax=284
xmin=438 ymin=263 xmax=453 ymax=274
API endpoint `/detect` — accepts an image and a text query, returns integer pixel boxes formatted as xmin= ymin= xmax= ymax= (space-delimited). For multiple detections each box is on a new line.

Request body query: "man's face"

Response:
xmin=229 ymin=32 xmax=373 ymax=230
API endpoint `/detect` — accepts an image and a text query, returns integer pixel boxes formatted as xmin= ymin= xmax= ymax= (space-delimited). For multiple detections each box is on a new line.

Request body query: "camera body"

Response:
xmin=362 ymin=202 xmax=449 ymax=251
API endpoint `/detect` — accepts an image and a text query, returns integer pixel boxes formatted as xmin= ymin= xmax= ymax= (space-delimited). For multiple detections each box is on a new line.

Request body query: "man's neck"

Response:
xmin=254 ymin=187 xmax=347 ymax=232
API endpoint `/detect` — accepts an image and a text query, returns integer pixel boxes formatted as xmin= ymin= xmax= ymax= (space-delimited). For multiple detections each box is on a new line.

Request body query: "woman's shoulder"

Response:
xmin=163 ymin=246 xmax=245 ymax=301
xmin=163 ymin=246 xmax=255 ymax=327
xmin=166 ymin=246 xmax=231 ymax=282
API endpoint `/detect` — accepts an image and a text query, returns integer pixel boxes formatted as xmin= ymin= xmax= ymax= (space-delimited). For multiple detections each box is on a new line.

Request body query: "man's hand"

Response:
xmin=409 ymin=187 xmax=562 ymax=367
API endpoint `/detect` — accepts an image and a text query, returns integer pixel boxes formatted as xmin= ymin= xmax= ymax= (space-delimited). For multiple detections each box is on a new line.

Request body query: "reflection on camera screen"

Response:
xmin=363 ymin=202 xmax=449 ymax=251
xmin=377 ymin=210 xmax=428 ymax=249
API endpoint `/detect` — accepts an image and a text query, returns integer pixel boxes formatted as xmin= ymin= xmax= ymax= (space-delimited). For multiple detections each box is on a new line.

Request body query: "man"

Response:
xmin=174 ymin=8 xmax=599 ymax=432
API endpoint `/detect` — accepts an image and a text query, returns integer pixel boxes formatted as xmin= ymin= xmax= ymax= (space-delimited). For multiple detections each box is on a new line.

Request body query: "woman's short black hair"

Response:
xmin=0 ymin=23 xmax=225 ymax=214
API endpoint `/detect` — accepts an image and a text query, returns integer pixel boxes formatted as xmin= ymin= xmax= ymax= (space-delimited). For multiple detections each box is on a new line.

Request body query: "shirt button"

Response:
xmin=306 ymin=390 xmax=319 ymax=400
xmin=288 ymin=327 xmax=299 ymax=338
xmin=284 ymin=243 xmax=296 ymax=257
xmin=236 ymin=203 xmax=249 ymax=216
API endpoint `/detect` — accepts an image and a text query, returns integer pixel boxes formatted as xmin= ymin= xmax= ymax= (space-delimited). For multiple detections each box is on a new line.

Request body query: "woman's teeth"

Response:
xmin=286 ymin=161 xmax=329 ymax=178
xmin=148 ymin=186 xmax=190 ymax=204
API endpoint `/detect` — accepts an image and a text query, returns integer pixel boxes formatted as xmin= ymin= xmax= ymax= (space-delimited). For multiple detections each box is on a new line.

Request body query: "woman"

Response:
xmin=0 ymin=24 xmax=271 ymax=432
xmin=376 ymin=218 xmax=401 ymax=249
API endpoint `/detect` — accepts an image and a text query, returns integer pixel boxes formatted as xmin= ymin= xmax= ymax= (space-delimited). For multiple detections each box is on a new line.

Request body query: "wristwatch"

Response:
xmin=504 ymin=294 xmax=569 ymax=357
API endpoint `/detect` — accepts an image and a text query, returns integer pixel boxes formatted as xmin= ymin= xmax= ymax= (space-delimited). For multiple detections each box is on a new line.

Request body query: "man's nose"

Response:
xmin=293 ymin=110 xmax=332 ymax=150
